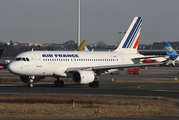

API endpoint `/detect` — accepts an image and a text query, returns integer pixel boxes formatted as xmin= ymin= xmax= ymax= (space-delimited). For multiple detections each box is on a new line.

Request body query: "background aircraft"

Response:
xmin=0 ymin=48 xmax=4 ymax=58
xmin=163 ymin=41 xmax=179 ymax=66
xmin=76 ymin=40 xmax=87 ymax=51
xmin=0 ymin=48 xmax=9 ymax=68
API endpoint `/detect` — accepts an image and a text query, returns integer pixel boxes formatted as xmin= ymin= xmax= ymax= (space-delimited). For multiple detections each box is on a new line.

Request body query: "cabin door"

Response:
xmin=35 ymin=54 xmax=42 ymax=67
xmin=118 ymin=54 xmax=125 ymax=64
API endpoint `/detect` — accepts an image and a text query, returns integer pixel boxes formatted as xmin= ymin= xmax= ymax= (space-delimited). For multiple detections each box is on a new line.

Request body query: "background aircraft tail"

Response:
xmin=163 ymin=41 xmax=178 ymax=60
xmin=114 ymin=17 xmax=142 ymax=53
xmin=76 ymin=40 xmax=87 ymax=51
xmin=0 ymin=48 xmax=4 ymax=58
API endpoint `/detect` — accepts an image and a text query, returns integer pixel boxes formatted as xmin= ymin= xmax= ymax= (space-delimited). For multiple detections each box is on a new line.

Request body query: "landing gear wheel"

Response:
xmin=27 ymin=79 xmax=34 ymax=88
xmin=89 ymin=81 xmax=99 ymax=88
xmin=27 ymin=83 xmax=33 ymax=88
xmin=94 ymin=81 xmax=99 ymax=88
xmin=89 ymin=82 xmax=94 ymax=88
xmin=54 ymin=80 xmax=64 ymax=87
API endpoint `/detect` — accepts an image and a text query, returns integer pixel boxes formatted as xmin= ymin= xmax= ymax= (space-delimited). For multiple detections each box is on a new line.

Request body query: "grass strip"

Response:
xmin=0 ymin=94 xmax=175 ymax=119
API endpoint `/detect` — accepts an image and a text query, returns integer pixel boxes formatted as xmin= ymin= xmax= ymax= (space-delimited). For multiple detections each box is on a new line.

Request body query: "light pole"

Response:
xmin=77 ymin=0 xmax=80 ymax=47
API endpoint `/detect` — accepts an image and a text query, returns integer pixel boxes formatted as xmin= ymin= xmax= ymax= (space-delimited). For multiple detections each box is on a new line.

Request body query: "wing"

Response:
xmin=132 ymin=55 xmax=168 ymax=61
xmin=66 ymin=62 xmax=163 ymax=75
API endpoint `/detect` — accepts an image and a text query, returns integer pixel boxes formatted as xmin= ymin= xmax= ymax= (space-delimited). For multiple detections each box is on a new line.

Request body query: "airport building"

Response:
xmin=138 ymin=41 xmax=179 ymax=50
xmin=138 ymin=41 xmax=179 ymax=55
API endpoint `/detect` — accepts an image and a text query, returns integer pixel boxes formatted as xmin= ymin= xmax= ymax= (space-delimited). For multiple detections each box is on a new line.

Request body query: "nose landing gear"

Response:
xmin=27 ymin=76 xmax=34 ymax=88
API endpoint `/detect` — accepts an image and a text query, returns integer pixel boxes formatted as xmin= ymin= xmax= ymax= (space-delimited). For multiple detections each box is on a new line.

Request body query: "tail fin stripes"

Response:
xmin=114 ymin=17 xmax=142 ymax=53
xmin=122 ymin=17 xmax=142 ymax=48
xmin=133 ymin=35 xmax=140 ymax=49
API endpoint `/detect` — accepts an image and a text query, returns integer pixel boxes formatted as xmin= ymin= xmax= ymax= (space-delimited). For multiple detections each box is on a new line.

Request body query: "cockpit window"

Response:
xmin=15 ymin=58 xmax=22 ymax=61
xmin=22 ymin=58 xmax=26 ymax=61
xmin=15 ymin=57 xmax=30 ymax=61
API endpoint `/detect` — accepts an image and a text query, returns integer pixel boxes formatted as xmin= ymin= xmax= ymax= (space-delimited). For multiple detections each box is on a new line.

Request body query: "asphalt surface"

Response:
xmin=0 ymin=82 xmax=179 ymax=99
xmin=0 ymin=66 xmax=179 ymax=120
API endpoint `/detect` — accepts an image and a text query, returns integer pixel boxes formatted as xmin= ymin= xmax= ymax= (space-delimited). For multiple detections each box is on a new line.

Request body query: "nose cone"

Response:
xmin=8 ymin=62 xmax=18 ymax=74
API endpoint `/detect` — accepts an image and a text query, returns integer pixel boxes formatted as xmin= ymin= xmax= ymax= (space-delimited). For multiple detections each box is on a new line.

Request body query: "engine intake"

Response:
xmin=72 ymin=70 xmax=95 ymax=84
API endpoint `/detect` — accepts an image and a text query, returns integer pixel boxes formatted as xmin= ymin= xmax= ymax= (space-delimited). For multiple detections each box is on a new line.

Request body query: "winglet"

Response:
xmin=114 ymin=17 xmax=142 ymax=53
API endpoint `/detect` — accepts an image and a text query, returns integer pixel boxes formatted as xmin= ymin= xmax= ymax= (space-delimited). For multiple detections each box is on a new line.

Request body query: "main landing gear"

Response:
xmin=54 ymin=78 xmax=64 ymax=87
xmin=89 ymin=81 xmax=99 ymax=88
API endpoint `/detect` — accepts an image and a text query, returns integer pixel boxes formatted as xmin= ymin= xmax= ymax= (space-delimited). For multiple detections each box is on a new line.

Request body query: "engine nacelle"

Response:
xmin=20 ymin=76 xmax=44 ymax=83
xmin=72 ymin=70 xmax=95 ymax=84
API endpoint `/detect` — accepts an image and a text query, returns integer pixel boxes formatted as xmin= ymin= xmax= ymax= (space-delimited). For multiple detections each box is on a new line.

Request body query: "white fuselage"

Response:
xmin=8 ymin=51 xmax=143 ymax=77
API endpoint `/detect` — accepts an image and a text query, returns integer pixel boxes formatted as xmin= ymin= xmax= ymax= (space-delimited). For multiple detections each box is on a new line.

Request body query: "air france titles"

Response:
xmin=42 ymin=54 xmax=79 ymax=58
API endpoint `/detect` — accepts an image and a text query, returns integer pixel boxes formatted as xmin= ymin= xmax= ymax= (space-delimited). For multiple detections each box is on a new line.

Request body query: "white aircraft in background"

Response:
xmin=8 ymin=17 xmax=162 ymax=88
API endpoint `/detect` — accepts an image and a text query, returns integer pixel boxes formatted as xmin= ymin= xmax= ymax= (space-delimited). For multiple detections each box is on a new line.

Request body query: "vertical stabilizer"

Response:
xmin=114 ymin=17 xmax=142 ymax=53
xmin=163 ymin=41 xmax=178 ymax=60
xmin=0 ymin=48 xmax=4 ymax=58
xmin=77 ymin=40 xmax=87 ymax=51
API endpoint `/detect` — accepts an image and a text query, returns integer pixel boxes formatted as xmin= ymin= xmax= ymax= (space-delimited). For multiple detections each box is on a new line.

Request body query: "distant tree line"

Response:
xmin=0 ymin=40 xmax=108 ymax=57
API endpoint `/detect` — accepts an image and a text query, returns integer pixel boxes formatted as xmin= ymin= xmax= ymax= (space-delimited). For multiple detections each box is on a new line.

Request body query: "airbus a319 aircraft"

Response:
xmin=8 ymin=17 xmax=162 ymax=88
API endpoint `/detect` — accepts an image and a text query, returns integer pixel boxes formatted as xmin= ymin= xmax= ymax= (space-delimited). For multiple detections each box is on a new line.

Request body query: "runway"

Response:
xmin=0 ymin=67 xmax=179 ymax=120
xmin=0 ymin=82 xmax=179 ymax=99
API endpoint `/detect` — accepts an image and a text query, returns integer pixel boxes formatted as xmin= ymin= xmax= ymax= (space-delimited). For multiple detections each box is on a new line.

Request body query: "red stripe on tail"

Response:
xmin=133 ymin=35 xmax=140 ymax=49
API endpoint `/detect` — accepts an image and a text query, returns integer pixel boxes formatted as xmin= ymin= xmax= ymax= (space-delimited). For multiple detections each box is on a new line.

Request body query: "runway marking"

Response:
xmin=137 ymin=85 xmax=144 ymax=89
xmin=153 ymin=90 xmax=179 ymax=93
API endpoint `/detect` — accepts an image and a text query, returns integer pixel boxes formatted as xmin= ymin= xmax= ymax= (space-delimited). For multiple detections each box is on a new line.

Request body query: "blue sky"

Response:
xmin=0 ymin=0 xmax=179 ymax=45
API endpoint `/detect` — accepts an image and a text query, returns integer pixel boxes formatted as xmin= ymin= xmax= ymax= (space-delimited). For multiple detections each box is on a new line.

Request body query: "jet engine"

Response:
xmin=72 ymin=70 xmax=95 ymax=84
xmin=20 ymin=76 xmax=44 ymax=83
